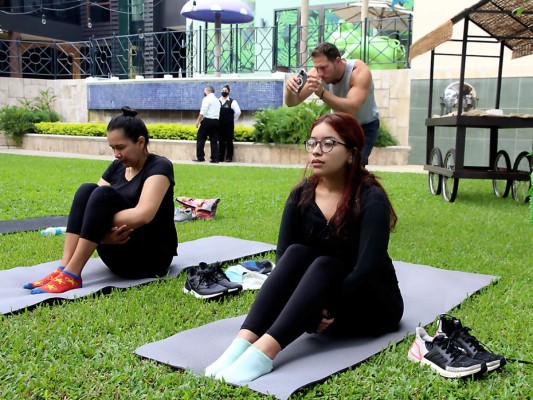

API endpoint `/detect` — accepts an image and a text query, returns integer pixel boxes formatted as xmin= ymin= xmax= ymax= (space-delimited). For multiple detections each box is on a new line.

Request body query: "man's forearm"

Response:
xmin=321 ymin=91 xmax=360 ymax=115
xmin=284 ymin=90 xmax=303 ymax=107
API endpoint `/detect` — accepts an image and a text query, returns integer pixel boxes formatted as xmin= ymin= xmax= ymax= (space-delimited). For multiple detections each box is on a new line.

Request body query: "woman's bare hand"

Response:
xmin=316 ymin=309 xmax=334 ymax=333
xmin=101 ymin=225 xmax=132 ymax=245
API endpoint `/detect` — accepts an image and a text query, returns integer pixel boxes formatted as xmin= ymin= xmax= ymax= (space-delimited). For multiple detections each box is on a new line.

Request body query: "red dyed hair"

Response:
xmin=301 ymin=112 xmax=397 ymax=237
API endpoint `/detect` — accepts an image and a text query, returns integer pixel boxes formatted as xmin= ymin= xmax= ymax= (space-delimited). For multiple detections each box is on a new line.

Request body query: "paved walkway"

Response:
xmin=0 ymin=147 xmax=425 ymax=173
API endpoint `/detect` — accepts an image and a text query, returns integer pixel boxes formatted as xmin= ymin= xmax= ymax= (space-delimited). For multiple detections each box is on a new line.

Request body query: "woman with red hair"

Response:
xmin=206 ymin=112 xmax=403 ymax=383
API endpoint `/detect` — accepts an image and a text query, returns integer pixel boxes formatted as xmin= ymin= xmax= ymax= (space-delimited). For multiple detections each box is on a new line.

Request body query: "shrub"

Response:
xmin=253 ymin=101 xmax=398 ymax=147
xmin=34 ymin=122 xmax=107 ymax=136
xmin=0 ymin=106 xmax=35 ymax=146
xmin=253 ymin=101 xmax=330 ymax=144
xmin=375 ymin=122 xmax=398 ymax=147
xmin=0 ymin=89 xmax=61 ymax=146
xmin=34 ymin=122 xmax=256 ymax=142
xmin=33 ymin=104 xmax=397 ymax=147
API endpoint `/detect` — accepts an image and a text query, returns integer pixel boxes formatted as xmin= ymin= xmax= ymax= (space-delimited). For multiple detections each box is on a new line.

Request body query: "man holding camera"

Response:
xmin=284 ymin=42 xmax=379 ymax=166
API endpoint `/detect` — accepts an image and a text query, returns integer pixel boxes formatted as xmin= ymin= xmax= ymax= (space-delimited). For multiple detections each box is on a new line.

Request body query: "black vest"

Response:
xmin=219 ymin=98 xmax=235 ymax=122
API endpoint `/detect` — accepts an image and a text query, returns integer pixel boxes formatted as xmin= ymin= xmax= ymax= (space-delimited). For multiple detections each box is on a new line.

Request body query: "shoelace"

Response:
xmin=440 ymin=315 xmax=532 ymax=365
xmin=434 ymin=334 xmax=467 ymax=360
xmin=196 ymin=269 xmax=218 ymax=286
xmin=457 ymin=326 xmax=484 ymax=351
xmin=212 ymin=266 xmax=228 ymax=281
xmin=459 ymin=326 xmax=532 ymax=365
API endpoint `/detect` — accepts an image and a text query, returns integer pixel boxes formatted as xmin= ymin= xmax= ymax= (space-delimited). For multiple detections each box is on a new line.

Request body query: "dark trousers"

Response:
xmin=218 ymin=120 xmax=234 ymax=161
xmin=196 ymin=118 xmax=219 ymax=161
xmin=361 ymin=119 xmax=380 ymax=166
xmin=67 ymin=183 xmax=172 ymax=279
xmin=241 ymin=244 xmax=403 ymax=349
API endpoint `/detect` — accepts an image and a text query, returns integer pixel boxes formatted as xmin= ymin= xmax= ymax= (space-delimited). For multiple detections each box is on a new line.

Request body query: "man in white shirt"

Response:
xmin=194 ymin=86 xmax=221 ymax=163
xmin=218 ymin=85 xmax=241 ymax=162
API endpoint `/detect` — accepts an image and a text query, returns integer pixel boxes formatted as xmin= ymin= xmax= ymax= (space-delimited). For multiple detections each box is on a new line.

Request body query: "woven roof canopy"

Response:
xmin=410 ymin=0 xmax=533 ymax=60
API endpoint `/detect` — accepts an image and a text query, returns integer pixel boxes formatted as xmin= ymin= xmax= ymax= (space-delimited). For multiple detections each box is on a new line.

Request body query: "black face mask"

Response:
xmin=221 ymin=92 xmax=229 ymax=97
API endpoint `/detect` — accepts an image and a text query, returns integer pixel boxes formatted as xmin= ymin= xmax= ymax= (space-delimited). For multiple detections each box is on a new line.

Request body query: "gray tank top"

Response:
xmin=327 ymin=59 xmax=379 ymax=125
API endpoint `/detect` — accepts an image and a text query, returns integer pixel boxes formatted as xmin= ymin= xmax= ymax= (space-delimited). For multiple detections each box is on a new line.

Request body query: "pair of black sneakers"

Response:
xmin=408 ymin=314 xmax=506 ymax=378
xmin=183 ymin=262 xmax=243 ymax=299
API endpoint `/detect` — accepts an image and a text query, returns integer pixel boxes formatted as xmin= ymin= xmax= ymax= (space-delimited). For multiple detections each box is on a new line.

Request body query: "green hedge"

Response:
xmin=34 ymin=105 xmax=398 ymax=147
xmin=253 ymin=101 xmax=397 ymax=147
xmin=34 ymin=122 xmax=256 ymax=142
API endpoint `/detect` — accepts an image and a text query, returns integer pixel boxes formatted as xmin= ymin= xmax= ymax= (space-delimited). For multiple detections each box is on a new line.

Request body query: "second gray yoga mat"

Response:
xmin=0 ymin=216 xmax=68 ymax=235
xmin=0 ymin=236 xmax=275 ymax=315
xmin=135 ymin=261 xmax=498 ymax=399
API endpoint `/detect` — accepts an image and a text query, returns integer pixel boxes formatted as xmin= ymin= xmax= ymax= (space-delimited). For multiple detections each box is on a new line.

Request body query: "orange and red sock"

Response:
xmin=23 ymin=266 xmax=65 ymax=289
xmin=31 ymin=270 xmax=82 ymax=294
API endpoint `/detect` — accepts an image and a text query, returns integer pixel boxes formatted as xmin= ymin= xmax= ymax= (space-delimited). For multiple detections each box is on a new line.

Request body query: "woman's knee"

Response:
xmin=307 ymin=256 xmax=346 ymax=276
xmin=86 ymin=185 xmax=128 ymax=210
xmin=73 ymin=183 xmax=99 ymax=203
xmin=282 ymin=244 xmax=314 ymax=260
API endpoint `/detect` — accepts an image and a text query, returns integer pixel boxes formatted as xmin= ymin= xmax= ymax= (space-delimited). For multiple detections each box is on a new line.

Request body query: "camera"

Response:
xmin=296 ymin=69 xmax=308 ymax=92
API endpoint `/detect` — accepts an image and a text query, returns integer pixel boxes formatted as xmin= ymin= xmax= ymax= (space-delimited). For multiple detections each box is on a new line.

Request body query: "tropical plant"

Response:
xmin=0 ymin=106 xmax=35 ymax=146
xmin=0 ymin=88 xmax=61 ymax=146
xmin=253 ymin=100 xmax=330 ymax=144
xmin=253 ymin=101 xmax=397 ymax=147
xmin=375 ymin=122 xmax=398 ymax=147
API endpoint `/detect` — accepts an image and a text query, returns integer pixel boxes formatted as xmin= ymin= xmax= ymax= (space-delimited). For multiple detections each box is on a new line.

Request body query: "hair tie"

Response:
xmin=121 ymin=106 xmax=138 ymax=118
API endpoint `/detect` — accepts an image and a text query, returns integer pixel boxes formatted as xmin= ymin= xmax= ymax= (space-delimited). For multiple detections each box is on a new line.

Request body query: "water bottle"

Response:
xmin=40 ymin=227 xmax=67 ymax=236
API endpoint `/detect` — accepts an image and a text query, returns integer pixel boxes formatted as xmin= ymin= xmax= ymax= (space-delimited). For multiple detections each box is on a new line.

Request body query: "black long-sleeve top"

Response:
xmin=276 ymin=180 xmax=399 ymax=298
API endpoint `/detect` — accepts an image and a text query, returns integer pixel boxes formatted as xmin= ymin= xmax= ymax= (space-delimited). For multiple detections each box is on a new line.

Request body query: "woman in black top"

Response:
xmin=25 ymin=107 xmax=177 ymax=294
xmin=205 ymin=112 xmax=403 ymax=383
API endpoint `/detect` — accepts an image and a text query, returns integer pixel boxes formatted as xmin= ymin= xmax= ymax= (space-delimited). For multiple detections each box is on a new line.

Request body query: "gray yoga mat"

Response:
xmin=0 ymin=236 xmax=275 ymax=315
xmin=135 ymin=261 xmax=498 ymax=399
xmin=0 ymin=216 xmax=69 ymax=235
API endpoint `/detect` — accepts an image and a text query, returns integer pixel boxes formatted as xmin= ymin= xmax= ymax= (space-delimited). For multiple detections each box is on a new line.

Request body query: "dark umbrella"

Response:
xmin=181 ymin=0 xmax=254 ymax=76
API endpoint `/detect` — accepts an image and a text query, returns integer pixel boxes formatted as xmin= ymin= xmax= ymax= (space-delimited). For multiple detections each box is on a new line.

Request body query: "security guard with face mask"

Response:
xmin=218 ymin=85 xmax=241 ymax=162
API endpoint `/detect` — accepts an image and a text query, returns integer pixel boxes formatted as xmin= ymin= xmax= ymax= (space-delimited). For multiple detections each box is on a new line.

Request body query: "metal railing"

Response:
xmin=0 ymin=17 xmax=411 ymax=79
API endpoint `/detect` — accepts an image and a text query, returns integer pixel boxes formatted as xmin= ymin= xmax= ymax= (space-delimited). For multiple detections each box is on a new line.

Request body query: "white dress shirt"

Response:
xmin=231 ymin=99 xmax=242 ymax=121
xmin=200 ymin=93 xmax=221 ymax=119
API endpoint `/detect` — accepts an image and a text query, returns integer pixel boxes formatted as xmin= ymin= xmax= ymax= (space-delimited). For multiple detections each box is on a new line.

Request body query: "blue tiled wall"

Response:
xmin=87 ymin=80 xmax=284 ymax=111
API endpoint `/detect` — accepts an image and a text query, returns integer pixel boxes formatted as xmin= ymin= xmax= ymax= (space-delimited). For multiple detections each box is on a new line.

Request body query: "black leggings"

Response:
xmin=241 ymin=244 xmax=404 ymax=349
xmin=67 ymin=183 xmax=172 ymax=279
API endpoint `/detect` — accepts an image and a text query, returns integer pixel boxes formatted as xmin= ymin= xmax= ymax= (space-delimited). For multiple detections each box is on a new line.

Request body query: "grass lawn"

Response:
xmin=0 ymin=154 xmax=531 ymax=399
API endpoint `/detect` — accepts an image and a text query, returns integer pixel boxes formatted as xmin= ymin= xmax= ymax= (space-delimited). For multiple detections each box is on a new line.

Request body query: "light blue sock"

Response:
xmin=204 ymin=338 xmax=251 ymax=377
xmin=215 ymin=346 xmax=273 ymax=384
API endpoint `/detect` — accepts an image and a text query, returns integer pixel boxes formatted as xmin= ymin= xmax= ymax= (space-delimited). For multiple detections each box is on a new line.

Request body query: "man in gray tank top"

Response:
xmin=285 ymin=42 xmax=380 ymax=165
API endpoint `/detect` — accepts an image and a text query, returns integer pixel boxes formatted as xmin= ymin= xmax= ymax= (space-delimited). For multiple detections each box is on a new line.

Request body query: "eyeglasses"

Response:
xmin=305 ymin=138 xmax=348 ymax=153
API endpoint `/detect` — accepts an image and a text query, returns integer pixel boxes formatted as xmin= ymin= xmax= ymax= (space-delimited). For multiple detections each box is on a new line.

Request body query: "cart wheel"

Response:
xmin=492 ymin=150 xmax=511 ymax=198
xmin=511 ymin=151 xmax=532 ymax=203
xmin=428 ymin=147 xmax=443 ymax=195
xmin=442 ymin=149 xmax=459 ymax=202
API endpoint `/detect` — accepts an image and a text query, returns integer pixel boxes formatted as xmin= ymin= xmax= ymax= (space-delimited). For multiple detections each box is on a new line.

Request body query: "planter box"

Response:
xmin=21 ymin=134 xmax=410 ymax=166
xmin=0 ymin=133 xmax=17 ymax=147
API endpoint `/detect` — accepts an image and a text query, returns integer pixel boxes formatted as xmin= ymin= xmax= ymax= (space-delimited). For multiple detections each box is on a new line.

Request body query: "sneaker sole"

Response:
xmin=182 ymin=286 xmax=226 ymax=299
xmin=486 ymin=358 xmax=505 ymax=372
xmin=223 ymin=286 xmax=242 ymax=293
xmin=435 ymin=330 xmax=506 ymax=373
xmin=408 ymin=352 xmax=486 ymax=378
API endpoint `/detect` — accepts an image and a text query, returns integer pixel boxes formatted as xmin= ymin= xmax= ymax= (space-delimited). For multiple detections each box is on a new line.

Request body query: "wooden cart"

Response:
xmin=410 ymin=0 xmax=533 ymax=202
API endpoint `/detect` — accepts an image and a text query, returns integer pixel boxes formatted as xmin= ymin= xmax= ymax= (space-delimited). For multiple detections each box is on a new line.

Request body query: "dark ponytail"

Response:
xmin=107 ymin=106 xmax=149 ymax=148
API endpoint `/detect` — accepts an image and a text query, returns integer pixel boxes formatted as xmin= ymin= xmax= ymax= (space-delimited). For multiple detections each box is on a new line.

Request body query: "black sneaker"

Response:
xmin=201 ymin=262 xmax=243 ymax=294
xmin=183 ymin=265 xmax=228 ymax=299
xmin=436 ymin=314 xmax=506 ymax=372
xmin=408 ymin=327 xmax=487 ymax=378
